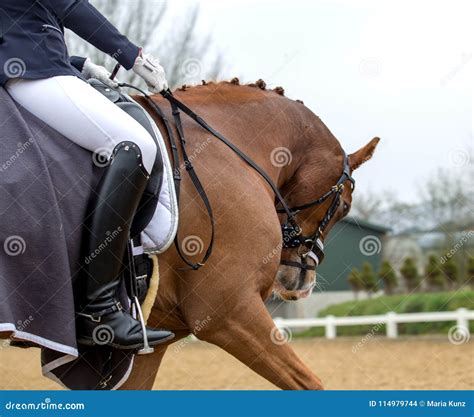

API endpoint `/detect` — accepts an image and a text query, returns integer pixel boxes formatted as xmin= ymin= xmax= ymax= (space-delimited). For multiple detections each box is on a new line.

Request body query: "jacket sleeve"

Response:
xmin=46 ymin=0 xmax=140 ymax=70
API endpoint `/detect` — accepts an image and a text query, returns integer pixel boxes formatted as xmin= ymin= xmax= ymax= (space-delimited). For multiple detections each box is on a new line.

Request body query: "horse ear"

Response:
xmin=348 ymin=137 xmax=380 ymax=171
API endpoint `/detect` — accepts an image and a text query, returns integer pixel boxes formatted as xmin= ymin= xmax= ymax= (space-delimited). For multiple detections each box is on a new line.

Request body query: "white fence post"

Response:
xmin=457 ymin=308 xmax=469 ymax=333
xmin=325 ymin=315 xmax=336 ymax=339
xmin=386 ymin=312 xmax=398 ymax=339
xmin=273 ymin=310 xmax=473 ymax=340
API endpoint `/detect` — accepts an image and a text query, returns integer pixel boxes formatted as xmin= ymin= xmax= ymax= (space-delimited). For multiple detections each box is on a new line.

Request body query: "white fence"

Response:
xmin=273 ymin=308 xmax=474 ymax=339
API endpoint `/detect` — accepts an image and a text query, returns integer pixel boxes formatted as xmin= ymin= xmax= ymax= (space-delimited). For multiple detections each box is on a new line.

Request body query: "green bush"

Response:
xmin=379 ymin=260 xmax=397 ymax=295
xmin=298 ymin=291 xmax=474 ymax=338
xmin=425 ymin=255 xmax=445 ymax=290
xmin=360 ymin=262 xmax=378 ymax=296
xmin=400 ymin=257 xmax=420 ymax=291
xmin=347 ymin=267 xmax=363 ymax=298
xmin=467 ymin=257 xmax=474 ymax=287
xmin=442 ymin=257 xmax=459 ymax=287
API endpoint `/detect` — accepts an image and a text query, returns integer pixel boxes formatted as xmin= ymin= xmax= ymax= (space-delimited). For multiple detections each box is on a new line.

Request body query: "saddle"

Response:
xmin=89 ymin=79 xmax=160 ymax=304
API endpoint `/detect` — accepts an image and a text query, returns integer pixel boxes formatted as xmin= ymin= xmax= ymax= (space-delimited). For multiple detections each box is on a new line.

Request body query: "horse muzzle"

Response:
xmin=273 ymin=262 xmax=317 ymax=301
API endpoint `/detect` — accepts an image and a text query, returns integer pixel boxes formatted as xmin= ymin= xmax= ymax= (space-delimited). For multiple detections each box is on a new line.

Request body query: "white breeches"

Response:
xmin=6 ymin=75 xmax=157 ymax=174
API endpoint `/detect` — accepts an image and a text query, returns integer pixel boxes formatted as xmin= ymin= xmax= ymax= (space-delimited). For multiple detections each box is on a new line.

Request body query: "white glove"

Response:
xmin=82 ymin=58 xmax=118 ymax=88
xmin=132 ymin=52 xmax=168 ymax=93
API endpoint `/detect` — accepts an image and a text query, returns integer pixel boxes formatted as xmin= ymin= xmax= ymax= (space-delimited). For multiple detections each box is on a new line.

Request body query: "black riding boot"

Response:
xmin=77 ymin=141 xmax=174 ymax=350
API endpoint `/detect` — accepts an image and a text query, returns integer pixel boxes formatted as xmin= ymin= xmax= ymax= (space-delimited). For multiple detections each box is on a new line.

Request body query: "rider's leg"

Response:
xmin=6 ymin=76 xmax=156 ymax=172
xmin=6 ymin=76 xmax=174 ymax=350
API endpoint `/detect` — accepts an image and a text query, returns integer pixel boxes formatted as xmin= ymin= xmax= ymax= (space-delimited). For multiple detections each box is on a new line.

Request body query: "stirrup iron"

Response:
xmin=133 ymin=296 xmax=154 ymax=355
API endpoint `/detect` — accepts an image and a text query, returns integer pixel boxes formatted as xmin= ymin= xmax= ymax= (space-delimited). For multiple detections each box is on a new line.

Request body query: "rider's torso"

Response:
xmin=0 ymin=0 xmax=139 ymax=87
xmin=0 ymin=0 xmax=78 ymax=86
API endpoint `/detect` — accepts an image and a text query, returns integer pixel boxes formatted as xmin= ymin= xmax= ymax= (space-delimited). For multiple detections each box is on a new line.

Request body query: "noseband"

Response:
xmin=279 ymin=153 xmax=355 ymax=271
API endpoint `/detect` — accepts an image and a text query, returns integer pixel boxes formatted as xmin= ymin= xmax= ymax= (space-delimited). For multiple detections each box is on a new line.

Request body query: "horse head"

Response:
xmin=273 ymin=126 xmax=380 ymax=301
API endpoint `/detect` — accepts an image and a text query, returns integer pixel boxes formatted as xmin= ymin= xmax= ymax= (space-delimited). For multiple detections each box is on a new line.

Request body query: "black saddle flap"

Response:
xmin=88 ymin=79 xmax=123 ymax=103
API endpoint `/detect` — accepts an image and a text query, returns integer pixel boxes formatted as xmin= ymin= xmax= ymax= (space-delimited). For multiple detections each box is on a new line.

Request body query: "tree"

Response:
xmin=360 ymin=262 xmax=378 ymax=298
xmin=467 ymin=257 xmax=474 ymax=288
xmin=425 ymin=255 xmax=444 ymax=291
xmin=65 ymin=0 xmax=223 ymax=89
xmin=350 ymin=190 xmax=416 ymax=234
xmin=350 ymin=190 xmax=391 ymax=222
xmin=351 ymin=164 xmax=473 ymax=236
xmin=441 ymin=257 xmax=459 ymax=289
xmin=420 ymin=168 xmax=474 ymax=234
xmin=378 ymin=260 xmax=397 ymax=295
xmin=400 ymin=257 xmax=419 ymax=292
xmin=348 ymin=268 xmax=363 ymax=300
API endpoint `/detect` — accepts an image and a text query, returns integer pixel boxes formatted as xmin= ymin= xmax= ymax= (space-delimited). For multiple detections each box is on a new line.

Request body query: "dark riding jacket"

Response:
xmin=0 ymin=0 xmax=140 ymax=86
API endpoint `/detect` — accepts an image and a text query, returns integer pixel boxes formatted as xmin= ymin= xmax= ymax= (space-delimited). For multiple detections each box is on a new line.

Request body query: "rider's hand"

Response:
xmin=132 ymin=51 xmax=168 ymax=93
xmin=82 ymin=58 xmax=118 ymax=89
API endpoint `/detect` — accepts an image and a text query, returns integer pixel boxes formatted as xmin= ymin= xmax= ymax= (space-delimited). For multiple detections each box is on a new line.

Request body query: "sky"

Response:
xmin=166 ymin=0 xmax=473 ymax=202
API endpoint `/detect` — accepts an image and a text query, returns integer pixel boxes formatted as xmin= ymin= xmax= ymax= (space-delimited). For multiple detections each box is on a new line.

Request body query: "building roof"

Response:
xmin=341 ymin=216 xmax=392 ymax=234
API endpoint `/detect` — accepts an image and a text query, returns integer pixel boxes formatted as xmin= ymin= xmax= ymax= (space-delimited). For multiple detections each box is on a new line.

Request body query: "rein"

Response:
xmin=120 ymin=84 xmax=354 ymax=271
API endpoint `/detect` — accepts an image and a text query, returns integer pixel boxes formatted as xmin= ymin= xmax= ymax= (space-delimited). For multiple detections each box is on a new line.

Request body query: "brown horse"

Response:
xmin=121 ymin=79 xmax=379 ymax=390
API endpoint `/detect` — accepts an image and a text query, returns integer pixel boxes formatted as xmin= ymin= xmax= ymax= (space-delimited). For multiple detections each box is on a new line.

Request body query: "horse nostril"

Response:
xmin=288 ymin=296 xmax=297 ymax=301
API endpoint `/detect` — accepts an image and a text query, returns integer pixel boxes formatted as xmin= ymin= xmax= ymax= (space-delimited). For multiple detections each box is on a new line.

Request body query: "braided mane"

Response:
xmin=176 ymin=78 xmax=304 ymax=104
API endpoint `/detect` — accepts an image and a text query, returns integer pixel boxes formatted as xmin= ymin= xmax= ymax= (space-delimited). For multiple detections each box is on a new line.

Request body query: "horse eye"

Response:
xmin=343 ymin=203 xmax=350 ymax=214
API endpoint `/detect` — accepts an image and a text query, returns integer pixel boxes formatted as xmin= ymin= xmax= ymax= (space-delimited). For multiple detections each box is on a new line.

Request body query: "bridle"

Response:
xmin=119 ymin=82 xmax=355 ymax=272
xmin=279 ymin=153 xmax=355 ymax=272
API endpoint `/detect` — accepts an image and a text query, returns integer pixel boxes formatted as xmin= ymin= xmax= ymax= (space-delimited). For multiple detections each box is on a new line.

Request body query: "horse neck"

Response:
xmin=274 ymin=104 xmax=345 ymax=204
xmin=164 ymin=84 xmax=343 ymax=196
xmin=230 ymin=94 xmax=320 ymax=189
